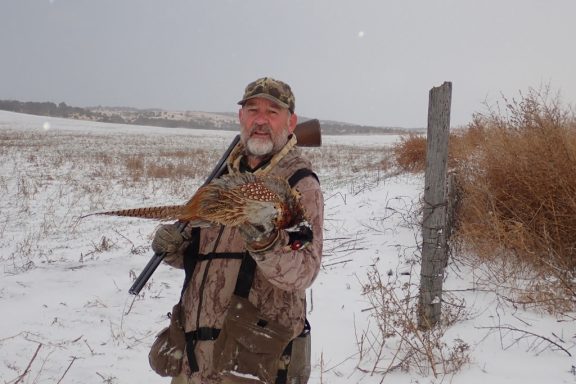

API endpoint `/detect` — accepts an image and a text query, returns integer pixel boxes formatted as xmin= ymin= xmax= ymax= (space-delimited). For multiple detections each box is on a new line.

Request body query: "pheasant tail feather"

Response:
xmin=91 ymin=204 xmax=186 ymax=220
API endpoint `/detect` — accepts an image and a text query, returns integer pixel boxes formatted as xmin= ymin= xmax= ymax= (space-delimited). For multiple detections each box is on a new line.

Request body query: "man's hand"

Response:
xmin=238 ymin=222 xmax=279 ymax=252
xmin=151 ymin=223 xmax=188 ymax=255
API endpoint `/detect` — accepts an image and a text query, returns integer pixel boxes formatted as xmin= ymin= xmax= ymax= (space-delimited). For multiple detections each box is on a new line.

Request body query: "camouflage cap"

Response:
xmin=238 ymin=77 xmax=295 ymax=113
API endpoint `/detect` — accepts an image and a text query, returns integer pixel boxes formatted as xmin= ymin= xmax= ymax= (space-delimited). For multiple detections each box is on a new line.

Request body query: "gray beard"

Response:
xmin=246 ymin=137 xmax=274 ymax=157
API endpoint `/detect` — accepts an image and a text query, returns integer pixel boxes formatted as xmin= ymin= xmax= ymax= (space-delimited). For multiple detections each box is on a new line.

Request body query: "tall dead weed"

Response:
xmin=393 ymin=87 xmax=576 ymax=312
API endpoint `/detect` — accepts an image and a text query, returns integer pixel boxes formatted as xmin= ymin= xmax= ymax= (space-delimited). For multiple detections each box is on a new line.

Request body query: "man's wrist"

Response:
xmin=246 ymin=230 xmax=280 ymax=253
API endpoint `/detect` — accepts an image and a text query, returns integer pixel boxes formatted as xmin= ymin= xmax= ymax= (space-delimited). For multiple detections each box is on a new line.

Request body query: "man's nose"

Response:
xmin=253 ymin=111 xmax=269 ymax=125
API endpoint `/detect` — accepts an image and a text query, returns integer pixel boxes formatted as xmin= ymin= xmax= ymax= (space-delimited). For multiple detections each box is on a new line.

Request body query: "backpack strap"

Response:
xmin=288 ymin=168 xmax=319 ymax=188
xmin=233 ymin=252 xmax=257 ymax=299
xmin=197 ymin=252 xmax=245 ymax=262
xmin=181 ymin=227 xmax=201 ymax=297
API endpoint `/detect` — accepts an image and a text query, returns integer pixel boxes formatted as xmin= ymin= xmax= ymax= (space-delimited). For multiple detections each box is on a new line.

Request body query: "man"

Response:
xmin=152 ymin=77 xmax=324 ymax=384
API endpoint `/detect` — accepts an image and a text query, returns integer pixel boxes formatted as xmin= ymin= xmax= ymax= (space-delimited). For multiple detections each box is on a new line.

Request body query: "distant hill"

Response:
xmin=0 ymin=99 xmax=417 ymax=135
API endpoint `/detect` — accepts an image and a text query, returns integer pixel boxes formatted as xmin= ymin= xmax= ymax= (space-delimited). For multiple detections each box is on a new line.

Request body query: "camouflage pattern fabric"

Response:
xmin=237 ymin=77 xmax=296 ymax=113
xmin=164 ymin=140 xmax=323 ymax=384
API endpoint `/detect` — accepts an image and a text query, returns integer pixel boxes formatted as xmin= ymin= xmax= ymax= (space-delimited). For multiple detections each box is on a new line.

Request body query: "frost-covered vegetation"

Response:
xmin=1 ymin=108 xmax=575 ymax=384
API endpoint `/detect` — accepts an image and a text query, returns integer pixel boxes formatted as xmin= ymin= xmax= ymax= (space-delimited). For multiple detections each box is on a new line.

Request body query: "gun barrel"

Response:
xmin=129 ymin=252 xmax=166 ymax=295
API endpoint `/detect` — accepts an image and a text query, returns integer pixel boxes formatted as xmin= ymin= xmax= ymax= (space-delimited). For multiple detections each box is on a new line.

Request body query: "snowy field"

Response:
xmin=1 ymin=110 xmax=575 ymax=384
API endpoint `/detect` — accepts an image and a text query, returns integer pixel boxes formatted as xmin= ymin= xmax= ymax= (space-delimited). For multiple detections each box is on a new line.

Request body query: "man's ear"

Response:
xmin=288 ymin=113 xmax=297 ymax=133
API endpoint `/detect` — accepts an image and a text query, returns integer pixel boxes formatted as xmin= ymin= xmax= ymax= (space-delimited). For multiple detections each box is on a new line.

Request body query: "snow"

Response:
xmin=1 ymin=110 xmax=575 ymax=383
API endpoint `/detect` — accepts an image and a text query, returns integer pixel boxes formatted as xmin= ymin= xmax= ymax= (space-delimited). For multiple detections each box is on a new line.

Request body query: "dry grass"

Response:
xmin=453 ymin=89 xmax=576 ymax=311
xmin=357 ymin=265 xmax=470 ymax=378
xmin=393 ymin=87 xmax=576 ymax=312
xmin=0 ymin=128 xmax=226 ymax=272
xmin=393 ymin=134 xmax=427 ymax=173
xmin=0 ymin=125 xmax=398 ymax=272
xmin=392 ymin=127 xmax=486 ymax=174
xmin=306 ymin=144 xmax=396 ymax=193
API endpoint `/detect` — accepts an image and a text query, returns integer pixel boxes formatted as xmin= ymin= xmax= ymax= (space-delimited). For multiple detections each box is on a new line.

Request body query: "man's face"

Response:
xmin=239 ymin=97 xmax=297 ymax=158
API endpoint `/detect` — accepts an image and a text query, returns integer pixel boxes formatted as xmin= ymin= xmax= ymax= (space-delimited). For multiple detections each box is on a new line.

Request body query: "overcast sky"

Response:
xmin=1 ymin=0 xmax=575 ymax=128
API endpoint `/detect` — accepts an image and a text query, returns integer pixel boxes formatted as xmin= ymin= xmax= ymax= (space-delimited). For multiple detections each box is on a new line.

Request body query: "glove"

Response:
xmin=238 ymin=222 xmax=279 ymax=253
xmin=151 ymin=223 xmax=188 ymax=255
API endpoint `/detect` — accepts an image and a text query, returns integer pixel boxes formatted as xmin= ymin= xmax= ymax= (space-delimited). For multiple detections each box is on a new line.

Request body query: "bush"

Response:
xmin=393 ymin=134 xmax=427 ymax=172
xmin=392 ymin=87 xmax=576 ymax=311
xmin=392 ymin=128 xmax=484 ymax=173
xmin=453 ymin=88 xmax=576 ymax=310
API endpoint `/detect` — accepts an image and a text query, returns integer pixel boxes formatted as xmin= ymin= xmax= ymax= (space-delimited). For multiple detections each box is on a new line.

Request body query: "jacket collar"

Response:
xmin=227 ymin=134 xmax=297 ymax=176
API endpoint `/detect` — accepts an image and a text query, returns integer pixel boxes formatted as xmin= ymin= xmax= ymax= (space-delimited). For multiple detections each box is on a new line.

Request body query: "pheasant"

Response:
xmin=86 ymin=173 xmax=305 ymax=231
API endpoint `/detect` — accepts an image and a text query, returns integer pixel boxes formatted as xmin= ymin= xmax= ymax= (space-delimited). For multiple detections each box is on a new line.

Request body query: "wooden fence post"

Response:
xmin=418 ymin=81 xmax=452 ymax=330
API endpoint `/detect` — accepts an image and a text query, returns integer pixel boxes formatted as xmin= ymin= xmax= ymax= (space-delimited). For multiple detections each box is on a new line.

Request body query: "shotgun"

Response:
xmin=129 ymin=119 xmax=321 ymax=295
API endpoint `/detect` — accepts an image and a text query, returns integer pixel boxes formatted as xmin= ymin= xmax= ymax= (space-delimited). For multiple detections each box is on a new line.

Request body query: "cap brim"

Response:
xmin=237 ymin=93 xmax=290 ymax=110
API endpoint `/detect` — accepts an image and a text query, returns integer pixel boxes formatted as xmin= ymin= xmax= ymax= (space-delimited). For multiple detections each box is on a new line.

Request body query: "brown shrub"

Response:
xmin=392 ymin=129 xmax=484 ymax=172
xmin=394 ymin=87 xmax=576 ymax=309
xmin=452 ymin=88 xmax=576 ymax=305
xmin=393 ymin=134 xmax=427 ymax=172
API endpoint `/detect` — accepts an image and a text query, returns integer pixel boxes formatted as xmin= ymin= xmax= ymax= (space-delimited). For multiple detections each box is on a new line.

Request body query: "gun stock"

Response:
xmin=129 ymin=119 xmax=322 ymax=295
xmin=294 ymin=119 xmax=321 ymax=147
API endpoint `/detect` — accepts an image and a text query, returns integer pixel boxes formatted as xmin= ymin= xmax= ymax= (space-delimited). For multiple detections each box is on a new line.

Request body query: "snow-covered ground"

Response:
xmin=1 ymin=110 xmax=575 ymax=384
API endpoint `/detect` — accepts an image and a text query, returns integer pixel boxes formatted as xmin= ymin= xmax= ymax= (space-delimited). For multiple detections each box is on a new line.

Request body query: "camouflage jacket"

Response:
xmin=164 ymin=135 xmax=324 ymax=382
